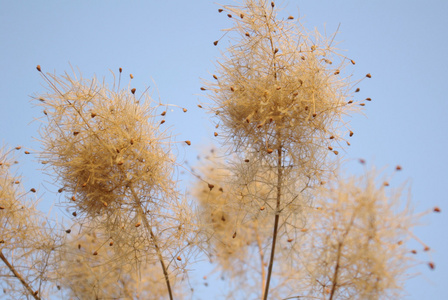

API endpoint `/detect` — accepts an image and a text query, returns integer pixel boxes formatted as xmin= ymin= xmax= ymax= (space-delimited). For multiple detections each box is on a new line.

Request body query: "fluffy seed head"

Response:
xmin=35 ymin=72 xmax=174 ymax=217
xmin=203 ymin=0 xmax=359 ymax=174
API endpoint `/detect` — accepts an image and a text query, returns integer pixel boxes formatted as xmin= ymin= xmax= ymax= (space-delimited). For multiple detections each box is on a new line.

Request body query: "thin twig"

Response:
xmin=263 ymin=146 xmax=283 ymax=300
xmin=129 ymin=185 xmax=174 ymax=300
xmin=0 ymin=251 xmax=41 ymax=300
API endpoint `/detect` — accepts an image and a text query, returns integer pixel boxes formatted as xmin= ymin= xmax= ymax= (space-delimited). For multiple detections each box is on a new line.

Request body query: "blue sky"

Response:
xmin=0 ymin=0 xmax=447 ymax=299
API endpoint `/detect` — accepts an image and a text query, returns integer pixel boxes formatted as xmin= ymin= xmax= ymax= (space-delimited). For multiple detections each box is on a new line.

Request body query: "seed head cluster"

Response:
xmin=35 ymin=72 xmax=174 ymax=218
xmin=292 ymin=171 xmax=421 ymax=299
xmin=204 ymin=0 xmax=359 ymax=171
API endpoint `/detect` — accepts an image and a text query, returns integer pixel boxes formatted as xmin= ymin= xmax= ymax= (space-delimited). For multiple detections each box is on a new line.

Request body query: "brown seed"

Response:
xmin=434 ymin=207 xmax=441 ymax=213
xmin=24 ymin=151 xmax=30 ymax=154
xmin=208 ymin=183 xmax=214 ymax=191
xmin=93 ymin=251 xmax=98 ymax=256
xmin=218 ymin=9 xmax=223 ymax=12
xmin=15 ymin=146 xmax=21 ymax=150
xmin=65 ymin=229 xmax=71 ymax=234
xmin=14 ymin=181 xmax=19 ymax=184
xmin=227 ymin=14 xmax=232 ymax=18
xmin=329 ymin=135 xmax=334 ymax=139
xmin=271 ymin=1 xmax=275 ymax=7
xmin=30 ymin=188 xmax=36 ymax=193
xmin=131 ymin=88 xmax=136 ymax=94
xmin=135 ymin=222 xmax=141 ymax=227
xmin=360 ymin=103 xmax=365 ymax=106
xmin=347 ymin=141 xmax=351 ymax=146
xmin=72 ymin=212 xmax=77 ymax=217
xmin=333 ymin=150 xmax=339 ymax=155
xmin=198 ymin=104 xmax=203 ymax=108
xmin=161 ymin=111 xmax=166 ymax=116
xmin=267 ymin=148 xmax=274 ymax=154
xmin=240 ymin=13 xmax=244 ymax=19
xmin=351 ymin=59 xmax=356 ymax=65
xmin=328 ymin=146 xmax=333 ymax=151
xmin=201 ymin=87 xmax=206 ymax=90
xmin=312 ymin=113 xmax=317 ymax=117
xmin=288 ymin=16 xmax=294 ymax=20
xmin=213 ymin=74 xmax=218 ymax=80
xmin=91 ymin=112 xmax=97 ymax=118
xmin=230 ymin=86 xmax=235 ymax=91
xmin=424 ymin=246 xmax=430 ymax=251
xmin=244 ymin=159 xmax=250 ymax=162
xmin=366 ymin=98 xmax=372 ymax=101
xmin=383 ymin=182 xmax=389 ymax=186
xmin=117 ymin=161 xmax=123 ymax=165
xmin=349 ymin=131 xmax=354 ymax=137
xmin=366 ymin=73 xmax=372 ymax=78
xmin=160 ymin=120 xmax=165 ymax=124
xmin=395 ymin=165 xmax=402 ymax=171
xmin=130 ymin=139 xmax=134 ymax=145
xmin=274 ymin=48 xmax=279 ymax=54
xmin=214 ymin=132 xmax=218 ymax=137
xmin=411 ymin=250 xmax=417 ymax=254
xmin=276 ymin=86 xmax=281 ymax=90
xmin=334 ymin=70 xmax=340 ymax=75
xmin=260 ymin=206 xmax=265 ymax=211
xmin=185 ymin=140 xmax=191 ymax=146
xmin=0 ymin=206 xmax=4 ymax=210
xmin=232 ymin=232 xmax=237 ymax=238
xmin=43 ymin=110 xmax=47 ymax=115
xmin=359 ymin=159 xmax=366 ymax=164
xmin=71 ymin=196 xmax=76 ymax=201
xmin=355 ymin=88 xmax=360 ymax=92
xmin=73 ymin=131 xmax=79 ymax=136
xmin=301 ymin=56 xmax=305 ymax=60
xmin=245 ymin=32 xmax=250 ymax=37
xmin=287 ymin=238 xmax=293 ymax=242
xmin=119 ymin=67 xmax=122 ymax=73
xmin=348 ymin=100 xmax=353 ymax=104
xmin=177 ymin=256 xmax=182 ymax=261
xmin=428 ymin=262 xmax=435 ymax=270
xmin=130 ymin=74 xmax=134 ymax=79
xmin=301 ymin=228 xmax=308 ymax=232
xmin=36 ymin=65 xmax=41 ymax=72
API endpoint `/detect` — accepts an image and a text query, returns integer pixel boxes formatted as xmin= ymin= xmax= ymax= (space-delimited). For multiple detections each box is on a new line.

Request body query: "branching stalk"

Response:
xmin=263 ymin=146 xmax=283 ymax=300
xmin=129 ymin=185 xmax=174 ymax=300
xmin=0 ymin=251 xmax=41 ymax=300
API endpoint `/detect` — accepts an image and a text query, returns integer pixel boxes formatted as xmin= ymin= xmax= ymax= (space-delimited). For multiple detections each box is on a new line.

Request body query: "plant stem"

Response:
xmin=263 ymin=147 xmax=283 ymax=300
xmin=254 ymin=221 xmax=266 ymax=298
xmin=0 ymin=250 xmax=41 ymax=300
xmin=129 ymin=186 xmax=174 ymax=300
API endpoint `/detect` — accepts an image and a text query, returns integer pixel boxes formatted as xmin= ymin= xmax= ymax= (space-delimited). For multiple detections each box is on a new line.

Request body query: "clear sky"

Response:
xmin=0 ymin=0 xmax=447 ymax=299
